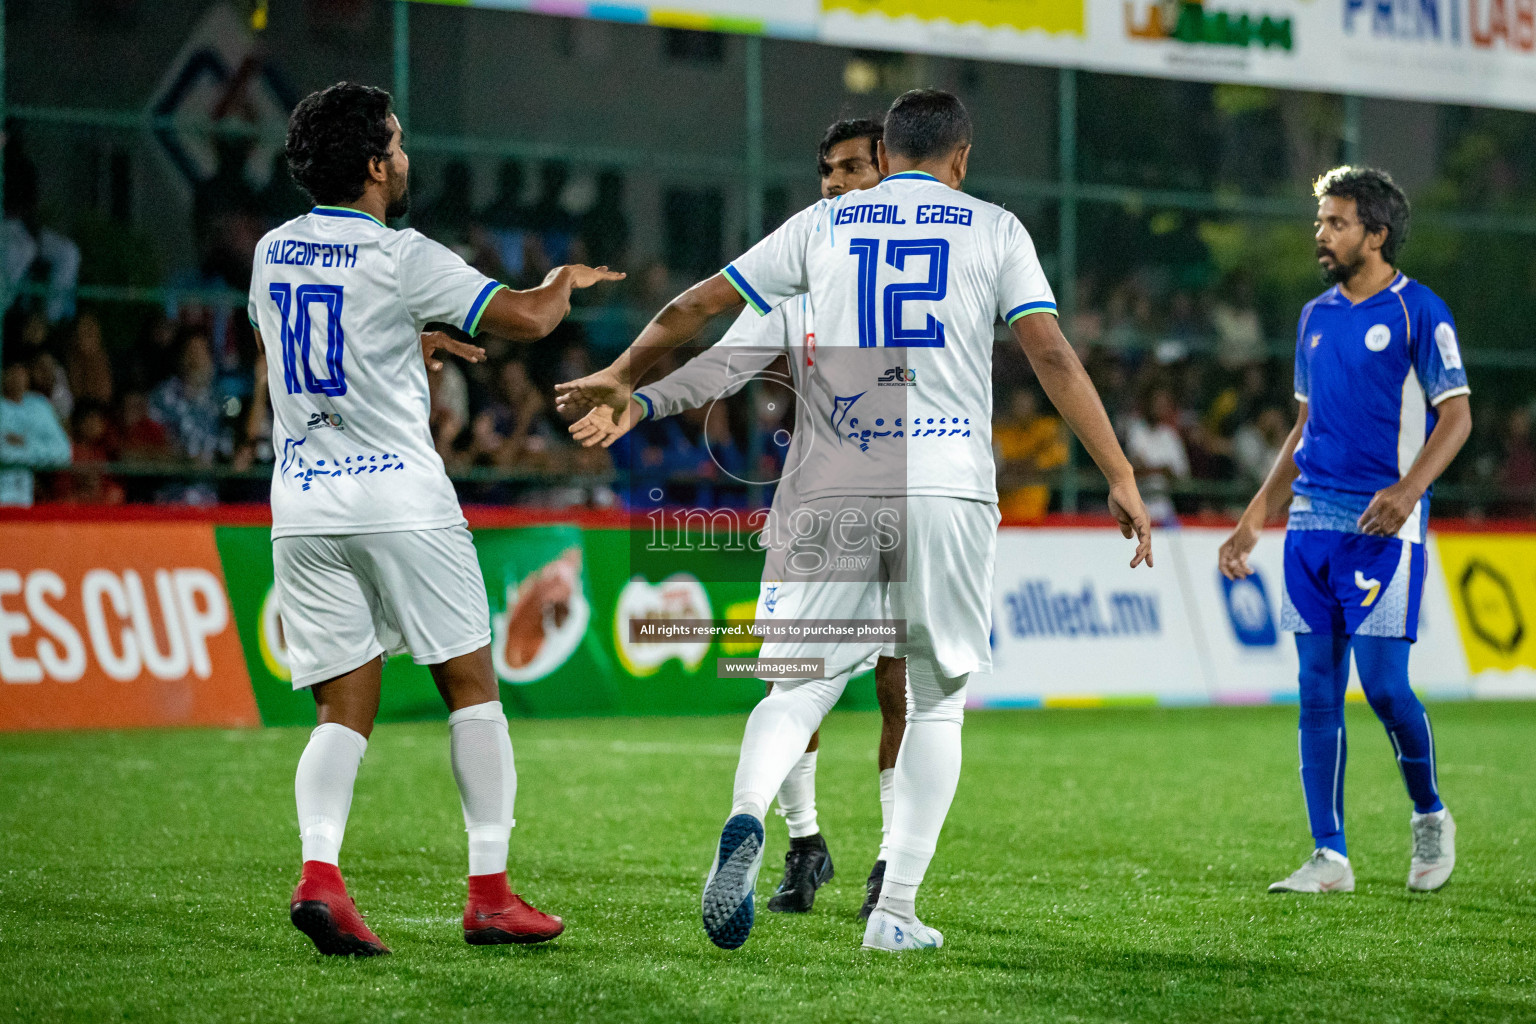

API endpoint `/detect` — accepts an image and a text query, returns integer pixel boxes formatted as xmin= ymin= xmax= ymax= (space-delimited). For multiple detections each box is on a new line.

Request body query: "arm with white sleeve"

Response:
xmin=555 ymin=202 xmax=821 ymax=423
xmin=570 ymin=307 xmax=789 ymax=449
xmin=397 ymin=230 xmax=622 ymax=343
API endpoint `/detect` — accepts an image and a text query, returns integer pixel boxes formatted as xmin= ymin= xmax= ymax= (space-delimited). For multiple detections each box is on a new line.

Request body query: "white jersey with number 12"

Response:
xmin=722 ymin=171 xmax=1056 ymax=503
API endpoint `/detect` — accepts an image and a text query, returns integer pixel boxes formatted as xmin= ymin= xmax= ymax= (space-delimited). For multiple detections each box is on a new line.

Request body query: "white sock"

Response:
xmin=775 ymin=751 xmax=820 ymax=838
xmin=295 ymin=722 xmax=368 ymax=866
xmin=449 ymin=701 xmax=517 ymax=877
xmin=877 ymin=767 xmax=895 ymax=862
xmin=729 ymin=673 xmax=847 ymax=822
xmin=880 ymin=657 xmax=966 ymax=913
xmin=876 ymin=879 xmax=919 ymax=923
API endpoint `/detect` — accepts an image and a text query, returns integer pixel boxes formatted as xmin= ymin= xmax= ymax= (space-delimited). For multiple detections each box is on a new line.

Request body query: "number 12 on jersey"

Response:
xmin=848 ymin=237 xmax=949 ymax=348
xmin=269 ymin=283 xmax=348 ymax=397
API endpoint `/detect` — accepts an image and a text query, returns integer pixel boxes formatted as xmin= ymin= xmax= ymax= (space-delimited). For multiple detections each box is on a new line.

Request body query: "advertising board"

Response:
xmin=0 ymin=524 xmax=258 ymax=730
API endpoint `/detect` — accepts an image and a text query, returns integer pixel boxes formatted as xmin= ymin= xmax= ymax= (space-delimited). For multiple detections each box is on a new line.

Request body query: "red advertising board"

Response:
xmin=0 ymin=523 xmax=259 ymax=731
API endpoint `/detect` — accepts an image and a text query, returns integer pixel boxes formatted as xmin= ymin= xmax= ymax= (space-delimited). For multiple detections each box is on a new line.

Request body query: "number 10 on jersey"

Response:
xmin=269 ymin=283 xmax=348 ymax=397
xmin=848 ymin=237 xmax=949 ymax=348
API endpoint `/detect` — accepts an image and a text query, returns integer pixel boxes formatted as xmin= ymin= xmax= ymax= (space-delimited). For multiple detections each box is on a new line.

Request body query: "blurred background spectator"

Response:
xmin=995 ymin=387 xmax=1067 ymax=522
xmin=1 ymin=342 xmax=71 ymax=507
xmin=1125 ymin=387 xmax=1191 ymax=525
xmin=2 ymin=9 xmax=1529 ymax=520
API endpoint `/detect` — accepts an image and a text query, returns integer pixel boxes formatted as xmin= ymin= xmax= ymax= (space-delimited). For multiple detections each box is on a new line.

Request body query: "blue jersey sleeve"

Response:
xmin=1293 ymin=299 xmax=1317 ymax=402
xmin=1411 ymin=288 xmax=1470 ymax=405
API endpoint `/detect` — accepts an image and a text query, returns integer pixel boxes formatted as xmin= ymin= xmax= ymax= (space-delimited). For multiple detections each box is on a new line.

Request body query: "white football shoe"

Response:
xmin=1408 ymin=808 xmax=1456 ymax=892
xmin=1268 ymin=849 xmax=1355 ymax=893
xmin=861 ymin=907 xmax=943 ymax=952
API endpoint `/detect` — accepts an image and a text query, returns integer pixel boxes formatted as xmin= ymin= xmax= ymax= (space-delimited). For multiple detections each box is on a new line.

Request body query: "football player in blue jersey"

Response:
xmin=1219 ymin=166 xmax=1471 ymax=895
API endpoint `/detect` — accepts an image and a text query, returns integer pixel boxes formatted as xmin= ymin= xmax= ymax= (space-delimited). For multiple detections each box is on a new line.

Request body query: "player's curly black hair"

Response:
xmin=817 ymin=117 xmax=883 ymax=177
xmin=285 ymin=82 xmax=395 ymax=207
xmin=1313 ymin=165 xmax=1411 ymax=265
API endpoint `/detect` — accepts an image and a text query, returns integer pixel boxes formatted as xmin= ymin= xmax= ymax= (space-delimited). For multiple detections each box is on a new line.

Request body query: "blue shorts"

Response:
xmin=1280 ymin=529 xmax=1426 ymax=641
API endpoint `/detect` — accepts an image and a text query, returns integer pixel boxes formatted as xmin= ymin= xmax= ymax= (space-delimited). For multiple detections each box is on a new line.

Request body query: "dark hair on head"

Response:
xmin=883 ymin=89 xmax=972 ymax=163
xmin=285 ymin=82 xmax=396 ymax=206
xmin=817 ymin=117 xmax=883 ymax=176
xmin=71 ymin=398 xmax=109 ymax=429
xmin=1313 ymin=165 xmax=1411 ymax=265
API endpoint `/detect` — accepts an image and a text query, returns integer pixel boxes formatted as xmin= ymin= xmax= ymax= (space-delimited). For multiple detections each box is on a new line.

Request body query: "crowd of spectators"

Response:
xmin=4 ymin=148 xmax=1535 ymax=519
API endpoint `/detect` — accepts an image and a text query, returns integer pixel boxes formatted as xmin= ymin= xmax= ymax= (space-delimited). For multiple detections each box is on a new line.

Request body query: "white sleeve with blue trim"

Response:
xmin=994 ymin=213 xmax=1056 ymax=324
xmin=636 ymin=306 xmax=789 ymax=420
xmin=1411 ymin=290 xmax=1470 ymax=406
xmin=721 ymin=202 xmax=823 ymax=316
xmin=397 ymin=229 xmax=506 ymax=335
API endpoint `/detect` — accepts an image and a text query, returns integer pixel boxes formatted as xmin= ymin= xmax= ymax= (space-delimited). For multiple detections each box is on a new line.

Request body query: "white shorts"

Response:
xmin=274 ymin=526 xmax=492 ymax=689
xmin=756 ymin=580 xmax=887 ymax=681
xmin=757 ymin=495 xmax=998 ymax=679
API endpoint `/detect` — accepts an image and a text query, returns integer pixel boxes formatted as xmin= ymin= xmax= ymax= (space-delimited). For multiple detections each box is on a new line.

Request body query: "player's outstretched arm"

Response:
xmin=1358 ymin=394 xmax=1471 ymax=536
xmin=1011 ymin=312 xmax=1153 ymax=568
xmin=568 ymin=338 xmax=779 ymax=448
xmin=555 ymin=273 xmax=745 ymax=423
xmin=1218 ymin=403 xmax=1307 ymax=580
xmin=477 ymin=265 xmax=626 ymax=342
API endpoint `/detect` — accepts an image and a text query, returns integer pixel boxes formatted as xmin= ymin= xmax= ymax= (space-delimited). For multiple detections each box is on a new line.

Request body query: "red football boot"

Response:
xmin=463 ymin=872 xmax=564 ymax=945
xmin=289 ymin=860 xmax=390 ymax=956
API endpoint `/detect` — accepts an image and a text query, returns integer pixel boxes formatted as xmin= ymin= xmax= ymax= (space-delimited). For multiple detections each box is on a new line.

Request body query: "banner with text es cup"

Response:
xmin=0 ymin=523 xmax=258 ymax=731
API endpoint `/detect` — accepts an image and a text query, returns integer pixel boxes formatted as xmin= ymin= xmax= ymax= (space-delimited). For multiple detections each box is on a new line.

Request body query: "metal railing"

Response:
xmin=5 ymin=0 xmax=1536 ymax=515
xmin=8 ymin=459 xmax=1529 ymax=516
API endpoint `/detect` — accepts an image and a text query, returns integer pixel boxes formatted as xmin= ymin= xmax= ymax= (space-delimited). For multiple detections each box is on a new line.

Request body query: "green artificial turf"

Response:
xmin=1 ymin=703 xmax=1533 ymax=1023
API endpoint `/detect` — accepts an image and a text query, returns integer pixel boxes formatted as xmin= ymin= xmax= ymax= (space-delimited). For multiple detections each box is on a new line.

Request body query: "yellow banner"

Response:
xmin=823 ymin=0 xmax=1084 ymax=36
xmin=1434 ymin=534 xmax=1536 ymax=674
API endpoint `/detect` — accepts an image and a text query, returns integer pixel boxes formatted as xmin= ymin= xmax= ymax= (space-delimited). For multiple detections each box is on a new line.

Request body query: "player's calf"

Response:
xmin=463 ymin=871 xmax=564 ymax=945
xmin=289 ymin=861 xmax=390 ymax=956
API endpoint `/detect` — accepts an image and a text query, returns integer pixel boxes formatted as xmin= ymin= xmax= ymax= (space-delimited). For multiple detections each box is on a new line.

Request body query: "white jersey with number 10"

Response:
xmin=247 ymin=206 xmax=505 ymax=539
xmin=722 ymin=170 xmax=1055 ymax=503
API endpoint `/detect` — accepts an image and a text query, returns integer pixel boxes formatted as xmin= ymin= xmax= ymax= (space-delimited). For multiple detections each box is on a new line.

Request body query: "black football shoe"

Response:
xmin=766 ymin=833 xmax=834 ymax=913
xmin=858 ymin=859 xmax=886 ymax=921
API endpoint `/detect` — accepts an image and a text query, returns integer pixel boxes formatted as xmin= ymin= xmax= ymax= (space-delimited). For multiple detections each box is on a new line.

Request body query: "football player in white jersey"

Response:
xmin=249 ymin=82 xmax=621 ymax=956
xmin=559 ymin=90 xmax=1152 ymax=952
xmin=569 ymin=118 xmax=909 ymax=919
